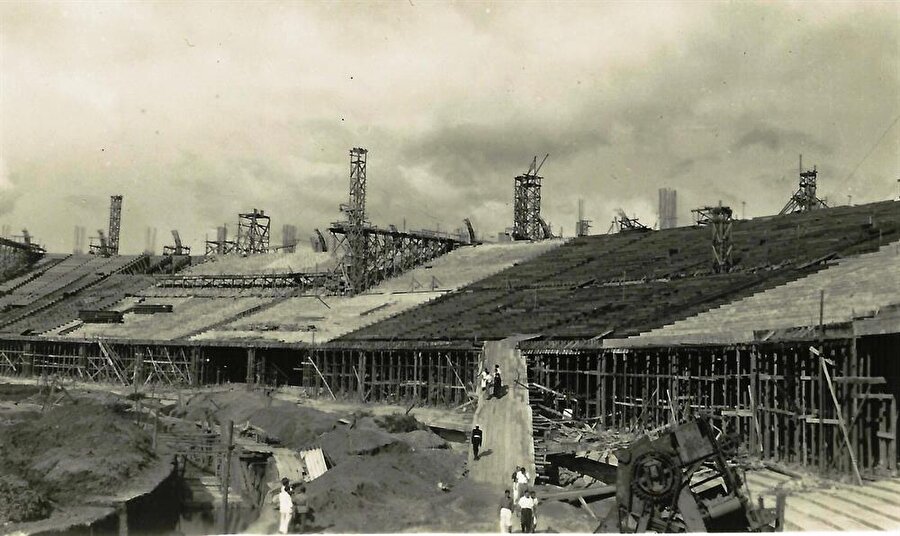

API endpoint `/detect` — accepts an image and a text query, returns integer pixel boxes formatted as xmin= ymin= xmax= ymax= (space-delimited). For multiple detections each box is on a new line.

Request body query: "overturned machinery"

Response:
xmin=601 ymin=419 xmax=783 ymax=533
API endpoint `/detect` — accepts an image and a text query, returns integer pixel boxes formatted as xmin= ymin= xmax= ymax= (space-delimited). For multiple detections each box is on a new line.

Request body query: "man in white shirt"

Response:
xmin=515 ymin=467 xmax=529 ymax=503
xmin=277 ymin=479 xmax=293 ymax=534
xmin=518 ymin=490 xmax=538 ymax=533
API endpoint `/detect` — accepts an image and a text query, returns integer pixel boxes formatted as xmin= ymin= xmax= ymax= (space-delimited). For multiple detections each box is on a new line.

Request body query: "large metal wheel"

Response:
xmin=631 ymin=451 xmax=680 ymax=505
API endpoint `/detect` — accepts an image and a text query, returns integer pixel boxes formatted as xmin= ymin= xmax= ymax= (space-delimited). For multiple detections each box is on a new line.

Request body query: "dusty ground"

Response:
xmin=0 ymin=382 xmax=157 ymax=529
xmin=191 ymin=387 xmax=597 ymax=533
xmin=0 ymin=379 xmax=597 ymax=533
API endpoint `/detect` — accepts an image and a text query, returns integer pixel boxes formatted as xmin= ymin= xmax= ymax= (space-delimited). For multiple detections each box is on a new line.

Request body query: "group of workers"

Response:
xmin=500 ymin=467 xmax=539 ymax=533
xmin=275 ymin=477 xmax=309 ymax=534
xmin=476 ymin=364 xmax=539 ymax=531
xmin=481 ymin=364 xmax=503 ymax=399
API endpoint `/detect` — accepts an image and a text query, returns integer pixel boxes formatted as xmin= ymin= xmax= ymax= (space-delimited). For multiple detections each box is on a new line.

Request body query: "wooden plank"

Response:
xmin=540 ymin=485 xmax=616 ymax=502
xmin=306 ymin=356 xmax=335 ymax=400
xmin=833 ymin=376 xmax=886 ymax=384
xmin=816 ymin=347 xmax=862 ymax=485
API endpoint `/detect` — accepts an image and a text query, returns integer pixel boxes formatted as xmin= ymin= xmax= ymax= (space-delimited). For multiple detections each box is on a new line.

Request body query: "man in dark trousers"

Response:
xmin=493 ymin=364 xmax=502 ymax=399
xmin=471 ymin=424 xmax=484 ymax=460
xmin=518 ymin=489 xmax=537 ymax=533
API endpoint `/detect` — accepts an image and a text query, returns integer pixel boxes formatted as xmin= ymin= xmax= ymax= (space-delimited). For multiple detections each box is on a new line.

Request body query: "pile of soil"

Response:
xmin=178 ymin=389 xmax=339 ymax=448
xmin=306 ymin=448 xmax=497 ymax=533
xmin=191 ymin=393 xmax=563 ymax=532
xmin=0 ymin=401 xmax=154 ymax=524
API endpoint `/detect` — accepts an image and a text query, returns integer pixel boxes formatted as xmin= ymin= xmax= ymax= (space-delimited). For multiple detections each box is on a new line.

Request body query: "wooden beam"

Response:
xmin=306 ymin=356 xmax=335 ymax=400
xmin=816 ymin=347 xmax=863 ymax=485
xmin=539 ymin=485 xmax=616 ymax=502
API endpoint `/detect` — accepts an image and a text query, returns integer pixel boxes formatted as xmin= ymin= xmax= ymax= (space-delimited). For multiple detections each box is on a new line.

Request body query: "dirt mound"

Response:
xmin=306 ymin=449 xmax=494 ymax=532
xmin=398 ymin=429 xmax=449 ymax=450
xmin=536 ymin=499 xmax=603 ymax=533
xmin=375 ymin=412 xmax=424 ymax=433
xmin=0 ymin=401 xmax=154 ymax=524
xmin=179 ymin=389 xmax=339 ymax=448
xmin=318 ymin=427 xmax=410 ymax=464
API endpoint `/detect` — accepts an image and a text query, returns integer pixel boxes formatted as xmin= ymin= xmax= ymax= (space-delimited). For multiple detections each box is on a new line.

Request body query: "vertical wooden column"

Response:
xmin=357 ymin=351 xmax=366 ymax=401
xmin=611 ymin=352 xmax=618 ymax=428
xmin=134 ymin=348 xmax=144 ymax=387
xmin=388 ymin=350 xmax=397 ymax=401
xmin=78 ymin=344 xmax=87 ymax=378
xmin=749 ymin=347 xmax=758 ymax=457
xmin=850 ymin=342 xmax=860 ymax=470
xmin=190 ymin=348 xmax=201 ymax=386
xmin=596 ymin=352 xmax=604 ymax=424
xmin=259 ymin=353 xmax=267 ymax=386
xmin=221 ymin=419 xmax=234 ymax=534
xmin=313 ymin=351 xmax=322 ymax=396
xmin=245 ymin=348 xmax=256 ymax=387
xmin=817 ymin=345 xmax=826 ymax=474
xmin=889 ymin=396 xmax=898 ymax=473
xmin=23 ymin=342 xmax=33 ymax=378
xmin=798 ymin=346 xmax=807 ymax=467
xmin=370 ymin=349 xmax=377 ymax=403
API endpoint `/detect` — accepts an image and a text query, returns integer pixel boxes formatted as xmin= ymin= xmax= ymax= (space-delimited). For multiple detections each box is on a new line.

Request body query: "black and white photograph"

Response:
xmin=0 ymin=1 xmax=898 ymax=534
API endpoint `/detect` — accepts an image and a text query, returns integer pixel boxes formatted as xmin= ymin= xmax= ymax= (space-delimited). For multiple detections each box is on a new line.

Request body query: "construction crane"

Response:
xmin=527 ymin=154 xmax=550 ymax=178
xmin=163 ymin=230 xmax=191 ymax=256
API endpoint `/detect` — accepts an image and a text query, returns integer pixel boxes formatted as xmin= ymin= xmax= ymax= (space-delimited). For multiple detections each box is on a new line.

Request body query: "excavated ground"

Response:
xmin=179 ymin=387 xmax=597 ymax=533
xmin=0 ymin=380 xmax=597 ymax=533
xmin=0 ymin=382 xmax=157 ymax=530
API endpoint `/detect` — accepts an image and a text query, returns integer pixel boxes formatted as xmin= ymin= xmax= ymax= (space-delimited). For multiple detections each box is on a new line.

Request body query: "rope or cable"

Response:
xmin=841 ymin=114 xmax=900 ymax=184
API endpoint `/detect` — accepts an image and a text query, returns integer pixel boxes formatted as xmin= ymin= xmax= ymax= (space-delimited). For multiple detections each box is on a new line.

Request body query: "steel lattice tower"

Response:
xmin=513 ymin=155 xmax=548 ymax=240
xmin=692 ymin=203 xmax=734 ymax=273
xmin=344 ymin=148 xmax=369 ymax=292
xmin=107 ymin=195 xmax=123 ymax=255
xmin=236 ymin=209 xmax=270 ymax=254
xmin=779 ymin=155 xmax=828 ymax=215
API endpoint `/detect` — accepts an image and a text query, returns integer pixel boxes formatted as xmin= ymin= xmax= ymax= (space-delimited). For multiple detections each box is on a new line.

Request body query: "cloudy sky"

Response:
xmin=1 ymin=1 xmax=898 ymax=253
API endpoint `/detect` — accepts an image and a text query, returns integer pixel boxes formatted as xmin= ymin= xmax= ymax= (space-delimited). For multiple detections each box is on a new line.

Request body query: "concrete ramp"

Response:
xmin=469 ymin=338 xmax=535 ymax=492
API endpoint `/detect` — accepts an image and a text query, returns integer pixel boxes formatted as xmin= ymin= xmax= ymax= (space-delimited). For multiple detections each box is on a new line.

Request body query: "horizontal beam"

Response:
xmin=329 ymin=223 xmax=465 ymax=244
xmin=538 ymin=485 xmax=616 ymax=502
xmin=154 ymin=271 xmax=334 ymax=289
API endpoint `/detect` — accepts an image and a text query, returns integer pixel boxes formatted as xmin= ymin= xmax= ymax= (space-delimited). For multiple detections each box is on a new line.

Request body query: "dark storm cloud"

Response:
xmin=732 ymin=126 xmax=831 ymax=153
xmin=400 ymin=119 xmax=609 ymax=189
xmin=0 ymin=2 xmax=897 ymax=252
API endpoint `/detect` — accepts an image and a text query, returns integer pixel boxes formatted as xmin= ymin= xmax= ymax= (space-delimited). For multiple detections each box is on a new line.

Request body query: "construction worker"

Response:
xmin=471 ymin=425 xmax=484 ymax=460
xmin=499 ymin=489 xmax=514 ymax=533
xmin=515 ymin=466 xmax=529 ymax=504
xmin=277 ymin=478 xmax=293 ymax=534
xmin=518 ymin=489 xmax=537 ymax=533
xmin=291 ymin=482 xmax=309 ymax=532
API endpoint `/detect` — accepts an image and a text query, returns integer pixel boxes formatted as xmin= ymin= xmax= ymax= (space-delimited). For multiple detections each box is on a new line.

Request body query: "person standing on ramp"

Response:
xmin=471 ymin=424 xmax=484 ymax=460
xmin=493 ymin=364 xmax=502 ymax=399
